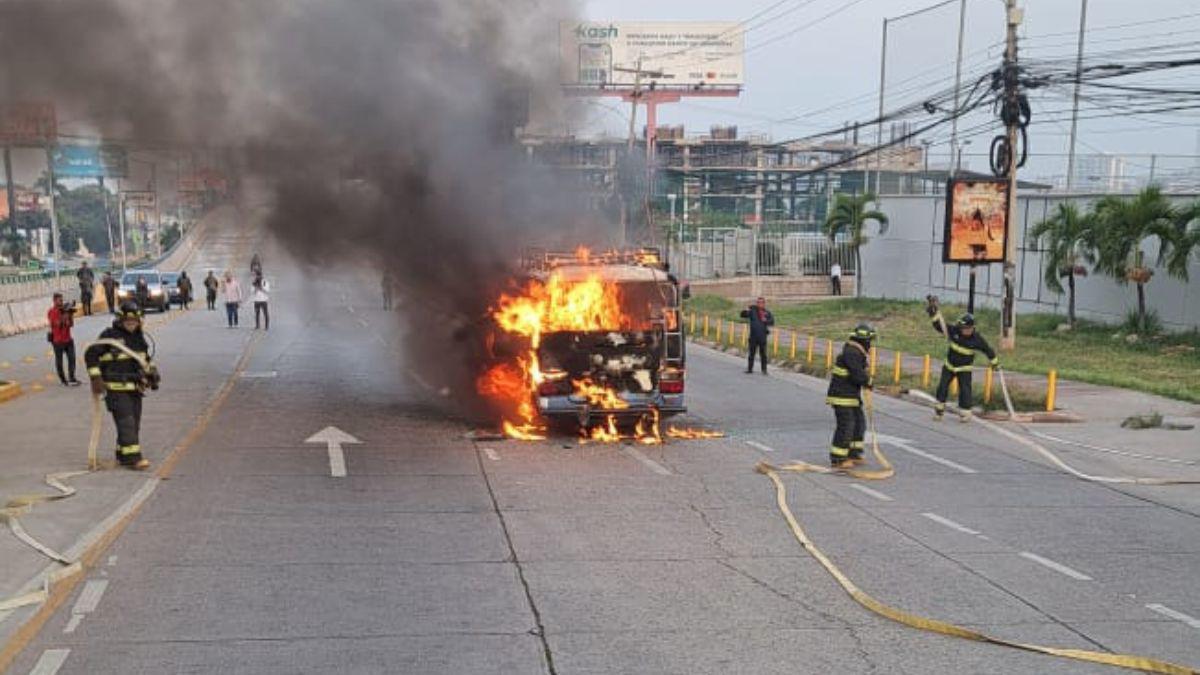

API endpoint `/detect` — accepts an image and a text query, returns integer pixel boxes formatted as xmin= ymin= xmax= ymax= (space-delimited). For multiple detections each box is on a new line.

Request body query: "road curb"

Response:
xmin=0 ymin=380 xmax=22 ymax=404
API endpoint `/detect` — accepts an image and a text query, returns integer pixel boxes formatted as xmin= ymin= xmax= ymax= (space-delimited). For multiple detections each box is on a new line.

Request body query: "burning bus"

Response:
xmin=477 ymin=248 xmax=687 ymax=441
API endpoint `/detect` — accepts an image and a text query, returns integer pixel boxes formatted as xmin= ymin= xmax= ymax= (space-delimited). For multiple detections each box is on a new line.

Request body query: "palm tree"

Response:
xmin=1163 ymin=200 xmax=1200 ymax=282
xmin=1029 ymin=203 xmax=1093 ymax=327
xmin=824 ymin=192 xmax=889 ymax=298
xmin=1088 ymin=187 xmax=1182 ymax=333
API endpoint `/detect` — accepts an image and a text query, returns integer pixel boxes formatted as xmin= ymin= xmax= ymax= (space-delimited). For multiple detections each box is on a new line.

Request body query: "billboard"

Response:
xmin=943 ymin=178 xmax=1009 ymax=264
xmin=560 ymin=22 xmax=744 ymax=87
xmin=0 ymin=103 xmax=57 ymax=144
xmin=50 ymin=144 xmax=129 ymax=178
xmin=122 ymin=191 xmax=157 ymax=209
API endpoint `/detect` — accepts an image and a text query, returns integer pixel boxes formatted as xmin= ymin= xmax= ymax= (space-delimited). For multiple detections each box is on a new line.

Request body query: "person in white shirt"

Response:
xmin=251 ymin=274 xmax=270 ymax=330
xmin=221 ymin=271 xmax=243 ymax=328
xmin=830 ymin=262 xmax=843 ymax=296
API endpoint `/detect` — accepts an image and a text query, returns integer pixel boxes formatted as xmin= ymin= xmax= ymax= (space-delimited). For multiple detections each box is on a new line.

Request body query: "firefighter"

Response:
xmin=826 ymin=323 xmax=875 ymax=468
xmin=85 ymin=301 xmax=161 ymax=470
xmin=927 ymin=299 xmax=998 ymax=421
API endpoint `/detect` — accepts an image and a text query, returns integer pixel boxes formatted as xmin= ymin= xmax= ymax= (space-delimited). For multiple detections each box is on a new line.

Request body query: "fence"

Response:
xmin=672 ymin=230 xmax=856 ymax=280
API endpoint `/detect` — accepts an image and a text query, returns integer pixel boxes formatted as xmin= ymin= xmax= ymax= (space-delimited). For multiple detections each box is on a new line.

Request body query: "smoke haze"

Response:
xmin=1 ymin=0 xmax=600 ymax=420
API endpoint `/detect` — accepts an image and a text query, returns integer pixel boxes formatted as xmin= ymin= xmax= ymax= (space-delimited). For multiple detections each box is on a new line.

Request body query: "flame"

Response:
xmin=573 ymin=377 xmax=629 ymax=410
xmin=666 ymin=426 xmax=725 ymax=439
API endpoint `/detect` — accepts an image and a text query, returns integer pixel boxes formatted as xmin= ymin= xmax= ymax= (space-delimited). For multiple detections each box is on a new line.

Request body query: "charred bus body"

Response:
xmin=523 ymin=249 xmax=686 ymax=428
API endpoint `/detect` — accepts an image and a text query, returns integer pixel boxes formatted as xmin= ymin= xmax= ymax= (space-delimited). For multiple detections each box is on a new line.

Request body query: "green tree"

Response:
xmin=2 ymin=230 xmax=30 ymax=265
xmin=1029 ymin=203 xmax=1093 ymax=327
xmin=56 ymin=185 xmax=116 ymax=255
xmin=1089 ymin=187 xmax=1184 ymax=333
xmin=1163 ymin=199 xmax=1200 ymax=281
xmin=824 ymin=192 xmax=888 ymax=298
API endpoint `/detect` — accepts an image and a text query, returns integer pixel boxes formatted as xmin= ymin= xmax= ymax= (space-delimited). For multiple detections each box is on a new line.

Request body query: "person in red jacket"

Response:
xmin=48 ymin=292 xmax=81 ymax=386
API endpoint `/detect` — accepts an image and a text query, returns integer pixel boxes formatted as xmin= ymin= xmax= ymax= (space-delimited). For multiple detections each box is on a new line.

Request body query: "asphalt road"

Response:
xmin=5 ymin=221 xmax=1200 ymax=674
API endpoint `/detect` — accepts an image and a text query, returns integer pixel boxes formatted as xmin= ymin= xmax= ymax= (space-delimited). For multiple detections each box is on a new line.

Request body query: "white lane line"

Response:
xmin=745 ymin=440 xmax=776 ymax=453
xmin=849 ymin=484 xmax=893 ymax=502
xmin=357 ymin=318 xmax=369 ymax=328
xmin=62 ymin=615 xmax=83 ymax=634
xmin=107 ymin=556 xmax=117 ymax=566
xmin=921 ymin=512 xmax=982 ymax=535
xmin=29 ymin=649 xmax=70 ymax=675
xmin=482 ymin=448 xmax=500 ymax=461
xmin=1146 ymin=604 xmax=1200 ymax=630
xmin=622 ymin=447 xmax=672 ymax=476
xmin=1018 ymin=551 xmax=1093 ymax=581
xmin=876 ymin=434 xmax=978 ymax=474
xmin=70 ymin=579 xmax=108 ymax=615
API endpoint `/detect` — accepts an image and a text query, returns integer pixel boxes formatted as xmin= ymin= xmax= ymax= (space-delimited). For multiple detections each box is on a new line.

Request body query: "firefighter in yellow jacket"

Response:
xmin=826 ymin=324 xmax=875 ymax=467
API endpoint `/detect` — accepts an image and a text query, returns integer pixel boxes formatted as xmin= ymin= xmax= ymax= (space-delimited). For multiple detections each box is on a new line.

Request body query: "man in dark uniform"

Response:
xmin=85 ymin=301 xmax=160 ymax=470
xmin=826 ymin=323 xmax=875 ymax=467
xmin=76 ymin=261 xmax=95 ymax=315
xmin=927 ymin=300 xmax=998 ymax=421
xmin=101 ymin=271 xmax=118 ymax=314
xmin=740 ymin=296 xmax=775 ymax=375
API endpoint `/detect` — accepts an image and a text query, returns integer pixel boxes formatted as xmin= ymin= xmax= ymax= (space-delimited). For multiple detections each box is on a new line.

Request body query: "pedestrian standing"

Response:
xmin=47 ymin=293 xmax=81 ymax=386
xmin=102 ymin=271 xmax=117 ymax=314
xmin=926 ymin=297 xmax=999 ymax=422
xmin=826 ymin=324 xmax=875 ymax=467
xmin=830 ymin=262 xmax=842 ymax=296
xmin=740 ymin=296 xmax=775 ymax=375
xmin=251 ymin=274 xmax=270 ymax=330
xmin=134 ymin=274 xmax=150 ymax=311
xmin=76 ymin=261 xmax=96 ymax=315
xmin=85 ymin=301 xmax=160 ymax=470
xmin=203 ymin=270 xmax=219 ymax=310
xmin=221 ymin=271 xmax=243 ymax=327
xmin=177 ymin=271 xmax=193 ymax=310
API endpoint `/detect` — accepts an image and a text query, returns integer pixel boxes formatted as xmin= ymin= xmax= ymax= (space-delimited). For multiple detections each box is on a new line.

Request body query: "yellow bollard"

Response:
xmin=789 ymin=332 xmax=797 ymax=360
xmin=730 ymin=321 xmax=737 ymax=347
xmin=950 ymin=377 xmax=958 ymax=397
xmin=893 ymin=351 xmax=902 ymax=385
xmin=806 ymin=335 xmax=815 ymax=364
xmin=714 ymin=319 xmax=721 ymax=343
xmin=825 ymin=339 xmax=834 ymax=370
xmin=704 ymin=315 xmax=710 ymax=338
xmin=772 ymin=331 xmax=779 ymax=357
xmin=922 ymin=354 xmax=931 ymax=388
xmin=1046 ymin=369 xmax=1058 ymax=412
xmin=742 ymin=323 xmax=748 ymax=347
xmin=984 ymin=367 xmax=994 ymax=404
xmin=689 ymin=312 xmax=696 ymax=334
xmin=869 ymin=346 xmax=878 ymax=377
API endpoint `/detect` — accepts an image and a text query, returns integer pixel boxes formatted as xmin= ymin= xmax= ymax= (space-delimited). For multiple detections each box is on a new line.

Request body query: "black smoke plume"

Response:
xmin=1 ymin=0 xmax=605 ymax=420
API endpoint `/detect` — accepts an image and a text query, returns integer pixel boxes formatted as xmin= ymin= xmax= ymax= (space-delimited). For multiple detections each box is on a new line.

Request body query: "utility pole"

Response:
xmin=1064 ymin=0 xmax=1088 ymax=191
xmin=875 ymin=18 xmax=888 ymax=196
xmin=2 ymin=146 xmax=17 ymax=263
xmin=949 ymin=0 xmax=968 ymax=177
xmin=44 ymin=144 xmax=63 ymax=290
xmin=1000 ymin=0 xmax=1023 ymax=350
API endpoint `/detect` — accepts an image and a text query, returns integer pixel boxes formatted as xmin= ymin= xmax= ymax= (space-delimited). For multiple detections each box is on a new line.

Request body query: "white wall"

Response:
xmin=862 ymin=193 xmax=1200 ymax=331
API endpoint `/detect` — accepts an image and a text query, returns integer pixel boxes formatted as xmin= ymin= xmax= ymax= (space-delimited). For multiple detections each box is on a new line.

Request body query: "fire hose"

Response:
xmin=757 ymin=389 xmax=893 ymax=481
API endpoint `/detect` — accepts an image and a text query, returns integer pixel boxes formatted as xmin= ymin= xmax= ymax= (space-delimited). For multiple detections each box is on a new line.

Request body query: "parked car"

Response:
xmin=159 ymin=272 xmax=184 ymax=306
xmin=116 ymin=270 xmax=169 ymax=313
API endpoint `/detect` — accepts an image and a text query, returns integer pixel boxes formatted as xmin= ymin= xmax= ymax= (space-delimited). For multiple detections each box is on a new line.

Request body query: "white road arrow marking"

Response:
xmin=305 ymin=426 xmax=362 ymax=477
xmin=875 ymin=433 xmax=978 ymax=474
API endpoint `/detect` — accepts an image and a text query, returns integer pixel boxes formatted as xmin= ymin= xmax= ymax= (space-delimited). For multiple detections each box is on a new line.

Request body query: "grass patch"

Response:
xmin=685 ymin=295 xmax=1200 ymax=403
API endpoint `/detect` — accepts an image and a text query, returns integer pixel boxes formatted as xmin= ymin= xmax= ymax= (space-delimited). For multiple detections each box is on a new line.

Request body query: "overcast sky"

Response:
xmin=579 ymin=0 xmax=1200 ymax=183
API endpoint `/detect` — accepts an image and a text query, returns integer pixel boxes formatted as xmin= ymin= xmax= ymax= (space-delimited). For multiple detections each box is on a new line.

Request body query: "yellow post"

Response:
xmin=742 ymin=323 xmax=748 ymax=347
xmin=869 ymin=346 xmax=878 ymax=377
xmin=1046 ymin=369 xmax=1058 ymax=412
xmin=984 ymin=367 xmax=994 ymax=404
xmin=922 ymin=354 xmax=931 ymax=388
xmin=806 ymin=335 xmax=815 ymax=364
xmin=893 ymin=351 xmax=902 ymax=385
xmin=730 ymin=321 xmax=737 ymax=347
xmin=825 ymin=339 xmax=834 ymax=370
xmin=714 ymin=319 xmax=721 ymax=343
xmin=789 ymin=332 xmax=797 ymax=360
xmin=950 ymin=377 xmax=958 ymax=397
xmin=689 ymin=312 xmax=696 ymax=334
xmin=704 ymin=315 xmax=710 ymax=338
xmin=772 ymin=331 xmax=779 ymax=356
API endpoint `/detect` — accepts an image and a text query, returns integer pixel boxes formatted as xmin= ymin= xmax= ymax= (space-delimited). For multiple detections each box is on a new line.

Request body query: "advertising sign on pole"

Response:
xmin=560 ymin=22 xmax=744 ymax=87
xmin=122 ymin=190 xmax=157 ymax=209
xmin=0 ymin=103 xmax=57 ymax=145
xmin=50 ymin=144 xmax=129 ymax=178
xmin=943 ymin=178 xmax=1009 ymax=264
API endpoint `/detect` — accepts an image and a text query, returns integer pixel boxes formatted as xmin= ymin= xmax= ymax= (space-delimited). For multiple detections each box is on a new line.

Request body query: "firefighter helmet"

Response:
xmin=117 ymin=301 xmax=143 ymax=321
xmin=850 ymin=323 xmax=877 ymax=342
xmin=958 ymin=313 xmax=976 ymax=327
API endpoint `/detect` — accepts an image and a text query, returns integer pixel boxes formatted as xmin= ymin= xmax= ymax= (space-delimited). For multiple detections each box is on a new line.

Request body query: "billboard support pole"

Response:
xmin=967 ymin=264 xmax=977 ymax=314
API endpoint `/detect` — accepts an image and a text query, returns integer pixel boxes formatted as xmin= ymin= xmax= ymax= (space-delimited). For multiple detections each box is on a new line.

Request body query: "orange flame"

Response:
xmin=666 ymin=426 xmax=725 ymax=439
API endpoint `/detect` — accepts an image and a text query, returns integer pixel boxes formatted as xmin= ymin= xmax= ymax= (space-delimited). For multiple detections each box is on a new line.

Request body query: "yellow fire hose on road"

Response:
xmin=757 ymin=389 xmax=893 ymax=481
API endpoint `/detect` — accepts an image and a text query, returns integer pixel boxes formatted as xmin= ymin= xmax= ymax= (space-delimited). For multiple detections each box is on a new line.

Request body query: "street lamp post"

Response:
xmin=955 ymin=139 xmax=972 ymax=174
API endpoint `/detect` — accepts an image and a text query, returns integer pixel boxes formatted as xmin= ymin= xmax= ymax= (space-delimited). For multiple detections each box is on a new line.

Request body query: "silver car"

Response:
xmin=116 ymin=270 xmax=170 ymax=313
